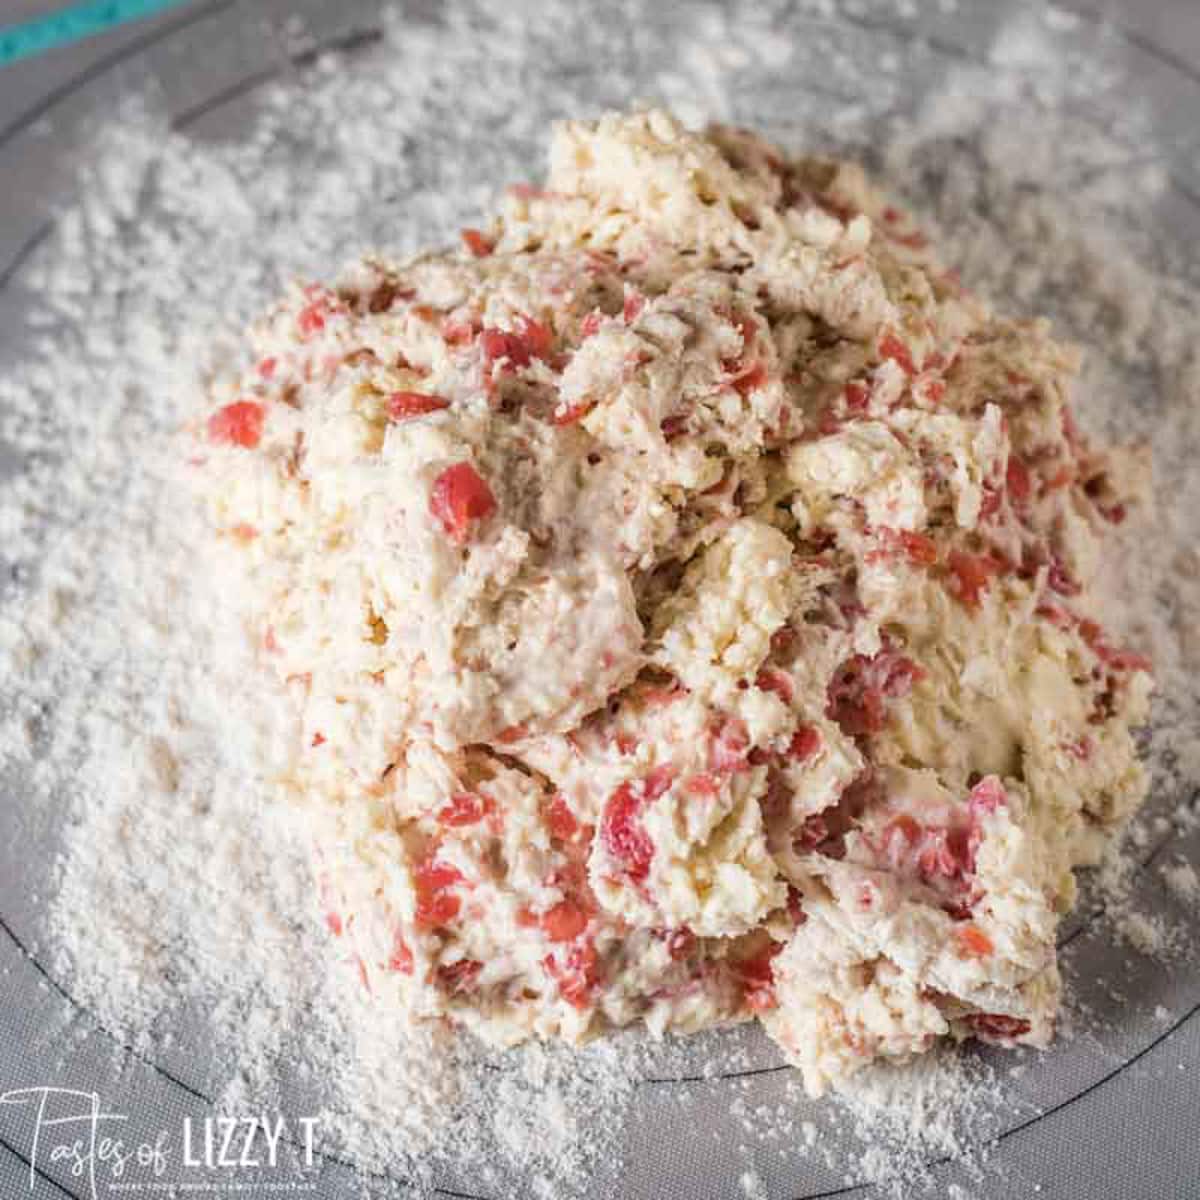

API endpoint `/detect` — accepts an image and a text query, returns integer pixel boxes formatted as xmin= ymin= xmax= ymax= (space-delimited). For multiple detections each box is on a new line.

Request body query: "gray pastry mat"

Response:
xmin=1 ymin=2 xmax=1198 ymax=1198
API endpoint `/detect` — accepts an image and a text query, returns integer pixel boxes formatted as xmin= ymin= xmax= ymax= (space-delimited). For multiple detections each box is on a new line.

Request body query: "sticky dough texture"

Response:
xmin=196 ymin=109 xmax=1151 ymax=1095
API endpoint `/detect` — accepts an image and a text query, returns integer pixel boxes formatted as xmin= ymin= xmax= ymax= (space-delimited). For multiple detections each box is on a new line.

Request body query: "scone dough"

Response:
xmin=195 ymin=109 xmax=1151 ymax=1094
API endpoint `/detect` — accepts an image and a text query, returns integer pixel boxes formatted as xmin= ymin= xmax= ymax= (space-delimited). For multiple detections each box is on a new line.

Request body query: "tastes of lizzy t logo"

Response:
xmin=0 ymin=1087 xmax=320 ymax=1197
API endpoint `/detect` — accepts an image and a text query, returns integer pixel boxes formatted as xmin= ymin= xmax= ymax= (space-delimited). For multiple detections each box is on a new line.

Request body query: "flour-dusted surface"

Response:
xmin=0 ymin=3 xmax=1198 ymax=1199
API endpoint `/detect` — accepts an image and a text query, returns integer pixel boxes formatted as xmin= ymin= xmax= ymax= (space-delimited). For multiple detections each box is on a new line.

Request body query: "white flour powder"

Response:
xmin=0 ymin=3 xmax=1197 ymax=1198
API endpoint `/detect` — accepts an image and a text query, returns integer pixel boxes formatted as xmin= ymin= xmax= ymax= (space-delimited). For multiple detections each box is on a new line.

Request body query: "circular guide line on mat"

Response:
xmin=0 ymin=909 xmax=490 ymax=1198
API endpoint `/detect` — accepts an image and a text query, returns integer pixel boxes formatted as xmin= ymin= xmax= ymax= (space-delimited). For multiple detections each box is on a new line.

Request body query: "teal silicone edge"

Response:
xmin=0 ymin=0 xmax=190 ymax=68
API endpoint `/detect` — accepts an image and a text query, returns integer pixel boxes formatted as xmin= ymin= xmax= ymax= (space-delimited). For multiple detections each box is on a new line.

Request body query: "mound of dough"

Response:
xmin=194 ymin=109 xmax=1151 ymax=1094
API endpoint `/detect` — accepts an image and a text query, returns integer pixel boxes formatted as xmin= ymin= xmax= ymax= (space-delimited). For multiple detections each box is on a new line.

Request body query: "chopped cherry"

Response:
xmin=546 ymin=793 xmax=581 ymax=842
xmin=1075 ymin=617 xmax=1152 ymax=672
xmin=770 ymin=625 xmax=797 ymax=655
xmin=875 ymin=811 xmax=977 ymax=889
xmin=955 ymin=924 xmax=994 ymax=958
xmin=923 ymin=376 xmax=946 ymax=404
xmin=843 ymin=380 xmax=871 ymax=413
xmin=734 ymin=942 xmax=783 ymax=1013
xmin=755 ymin=666 xmax=794 ymax=704
xmin=601 ymin=783 xmax=654 ymax=881
xmin=828 ymin=663 xmax=885 ymax=736
xmin=878 ymin=330 xmax=915 ymax=375
xmin=899 ymin=530 xmax=939 ymax=566
xmin=579 ymin=310 xmax=604 ymax=339
xmin=827 ymin=648 xmax=924 ymax=736
xmin=297 ymin=300 xmax=329 ymax=336
xmin=968 ymin=1012 xmax=1031 ymax=1040
xmin=1006 ymin=454 xmax=1032 ymax=508
xmin=945 ymin=549 xmax=1009 ymax=609
xmin=1036 ymin=601 xmax=1074 ymax=630
xmin=388 ymin=391 xmax=450 ymax=419
xmin=442 ymin=317 xmax=477 ymax=345
xmin=718 ymin=310 xmax=766 ymax=396
xmin=436 ymin=959 xmax=482 ymax=994
xmin=552 ymin=397 xmax=596 ymax=425
xmin=785 ymin=723 xmax=822 ymax=763
xmin=541 ymin=900 xmax=590 ymax=943
xmin=1098 ymin=645 xmax=1152 ymax=674
xmin=968 ymin=776 xmax=1006 ymax=817
xmin=643 ymin=765 xmax=677 ymax=800
xmin=508 ymin=182 xmax=545 ymax=201
xmin=461 ymin=228 xmax=494 ymax=257
xmin=641 ymin=682 xmax=686 ymax=708
xmin=613 ymin=731 xmax=639 ymax=756
xmin=978 ymin=484 xmax=1002 ymax=524
xmin=685 ymin=772 xmax=721 ymax=798
xmin=663 ymin=927 xmax=697 ymax=960
xmin=916 ymin=826 xmax=974 ymax=883
xmin=544 ymin=940 xmax=600 ymax=1009
xmin=1047 ymin=555 xmax=1081 ymax=597
xmin=481 ymin=315 xmax=554 ymax=371
xmin=1064 ymin=735 xmax=1094 ymax=761
xmin=890 ymin=230 xmax=928 ymax=250
xmin=730 ymin=361 xmax=768 ymax=397
xmin=414 ymin=858 xmax=464 ymax=928
xmin=601 ymin=769 xmax=674 ymax=882
xmin=875 ymin=812 xmax=920 ymax=866
xmin=879 ymin=652 xmax=923 ymax=698
xmin=388 ymin=931 xmax=414 ymax=974
xmin=437 ymin=791 xmax=494 ymax=827
xmin=865 ymin=527 xmax=937 ymax=567
xmin=1041 ymin=461 xmax=1076 ymax=492
xmin=208 ymin=401 xmax=265 ymax=449
xmin=429 ymin=462 xmax=497 ymax=544
xmin=786 ymin=886 xmax=807 ymax=925
xmin=796 ymin=812 xmax=830 ymax=853
xmin=708 ymin=716 xmax=751 ymax=773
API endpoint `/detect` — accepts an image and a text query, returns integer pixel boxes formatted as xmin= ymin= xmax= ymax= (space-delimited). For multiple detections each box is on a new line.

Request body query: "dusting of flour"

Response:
xmin=0 ymin=2 xmax=1197 ymax=1198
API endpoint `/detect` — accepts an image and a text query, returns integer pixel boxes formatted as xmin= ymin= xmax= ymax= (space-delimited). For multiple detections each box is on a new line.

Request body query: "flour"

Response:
xmin=1161 ymin=860 xmax=1199 ymax=904
xmin=0 ymin=2 xmax=1197 ymax=1198
xmin=832 ymin=1050 xmax=1015 ymax=1197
